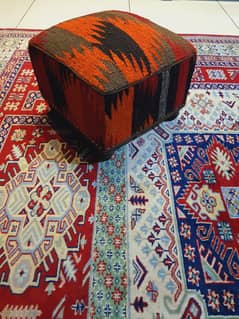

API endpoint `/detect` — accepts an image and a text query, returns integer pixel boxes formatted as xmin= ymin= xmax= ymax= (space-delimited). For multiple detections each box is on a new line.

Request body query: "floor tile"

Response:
xmin=219 ymin=1 xmax=239 ymax=30
xmin=130 ymin=0 xmax=239 ymax=35
xmin=0 ymin=0 xmax=34 ymax=28
xmin=18 ymin=0 xmax=129 ymax=29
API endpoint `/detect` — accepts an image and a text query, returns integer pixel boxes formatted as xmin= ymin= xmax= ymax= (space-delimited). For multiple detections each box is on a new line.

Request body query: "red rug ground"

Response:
xmin=0 ymin=30 xmax=238 ymax=318
xmin=0 ymin=29 xmax=99 ymax=318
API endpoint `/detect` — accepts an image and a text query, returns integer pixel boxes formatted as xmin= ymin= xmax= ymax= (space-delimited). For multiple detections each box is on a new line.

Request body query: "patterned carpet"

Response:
xmin=0 ymin=30 xmax=238 ymax=319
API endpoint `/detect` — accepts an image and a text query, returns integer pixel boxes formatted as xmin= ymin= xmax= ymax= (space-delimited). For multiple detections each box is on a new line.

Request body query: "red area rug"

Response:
xmin=127 ymin=34 xmax=239 ymax=319
xmin=0 ymin=30 xmax=99 ymax=318
xmin=0 ymin=30 xmax=238 ymax=319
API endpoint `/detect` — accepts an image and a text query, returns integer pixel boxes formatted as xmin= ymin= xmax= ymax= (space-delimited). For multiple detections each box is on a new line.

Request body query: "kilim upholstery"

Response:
xmin=29 ymin=10 xmax=196 ymax=161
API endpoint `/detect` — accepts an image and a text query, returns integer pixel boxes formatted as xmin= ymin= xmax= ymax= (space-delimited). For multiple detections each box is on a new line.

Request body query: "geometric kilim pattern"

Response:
xmin=0 ymin=30 xmax=98 ymax=319
xmin=89 ymin=148 xmax=127 ymax=319
xmin=28 ymin=11 xmax=196 ymax=151
xmin=0 ymin=30 xmax=239 ymax=319
xmin=167 ymin=133 xmax=239 ymax=315
xmin=127 ymin=34 xmax=239 ymax=319
xmin=0 ymin=139 xmax=92 ymax=294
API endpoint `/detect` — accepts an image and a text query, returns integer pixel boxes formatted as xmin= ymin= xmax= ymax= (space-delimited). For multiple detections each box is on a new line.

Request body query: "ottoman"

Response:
xmin=29 ymin=10 xmax=196 ymax=161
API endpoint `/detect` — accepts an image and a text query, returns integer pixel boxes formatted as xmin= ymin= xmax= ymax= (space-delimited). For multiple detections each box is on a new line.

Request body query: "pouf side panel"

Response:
xmin=63 ymin=76 xmax=106 ymax=148
xmin=103 ymin=55 xmax=196 ymax=150
xmin=166 ymin=55 xmax=196 ymax=115
xmin=28 ymin=46 xmax=56 ymax=108
xmin=104 ymin=86 xmax=135 ymax=148
xmin=173 ymin=56 xmax=196 ymax=110
xmin=29 ymin=46 xmax=106 ymax=147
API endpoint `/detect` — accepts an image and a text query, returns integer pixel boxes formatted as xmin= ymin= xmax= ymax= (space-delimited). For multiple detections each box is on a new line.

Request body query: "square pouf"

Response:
xmin=29 ymin=10 xmax=196 ymax=161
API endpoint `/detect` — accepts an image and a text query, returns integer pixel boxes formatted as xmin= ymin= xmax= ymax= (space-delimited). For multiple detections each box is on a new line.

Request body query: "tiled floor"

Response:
xmin=0 ymin=0 xmax=238 ymax=34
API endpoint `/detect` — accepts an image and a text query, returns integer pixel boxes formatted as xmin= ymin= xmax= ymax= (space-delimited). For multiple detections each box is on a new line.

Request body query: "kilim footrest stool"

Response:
xmin=29 ymin=10 xmax=196 ymax=162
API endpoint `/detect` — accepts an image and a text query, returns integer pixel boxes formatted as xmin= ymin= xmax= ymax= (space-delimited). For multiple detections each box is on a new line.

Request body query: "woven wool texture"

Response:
xmin=29 ymin=10 xmax=196 ymax=152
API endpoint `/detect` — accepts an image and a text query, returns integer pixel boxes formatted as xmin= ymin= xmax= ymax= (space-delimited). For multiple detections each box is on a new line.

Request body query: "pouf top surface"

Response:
xmin=29 ymin=10 xmax=196 ymax=95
